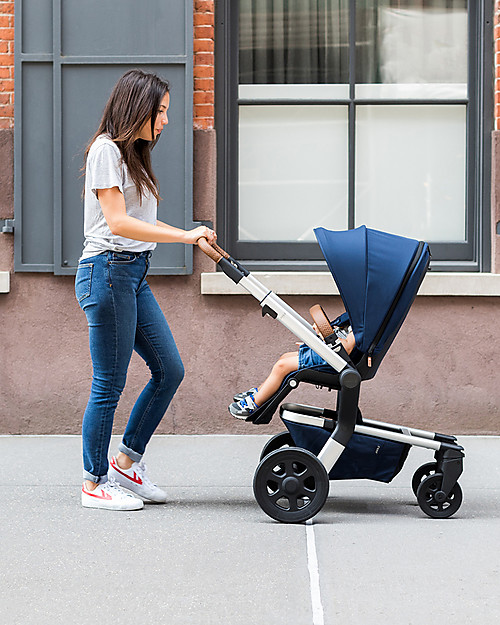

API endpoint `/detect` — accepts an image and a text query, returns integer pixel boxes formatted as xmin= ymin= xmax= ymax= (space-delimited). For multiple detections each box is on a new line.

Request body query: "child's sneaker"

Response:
xmin=233 ymin=387 xmax=258 ymax=402
xmin=81 ymin=476 xmax=144 ymax=511
xmin=228 ymin=394 xmax=259 ymax=419
xmin=109 ymin=456 xmax=167 ymax=503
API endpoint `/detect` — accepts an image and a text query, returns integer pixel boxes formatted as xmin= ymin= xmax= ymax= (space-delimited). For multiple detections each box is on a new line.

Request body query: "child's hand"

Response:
xmin=339 ymin=332 xmax=356 ymax=355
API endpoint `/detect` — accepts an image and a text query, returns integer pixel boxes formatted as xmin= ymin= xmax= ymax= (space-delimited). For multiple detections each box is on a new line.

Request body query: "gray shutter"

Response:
xmin=14 ymin=0 xmax=195 ymax=275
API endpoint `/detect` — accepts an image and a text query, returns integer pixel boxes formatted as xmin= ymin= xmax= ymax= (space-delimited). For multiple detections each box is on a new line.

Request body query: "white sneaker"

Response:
xmin=109 ymin=456 xmax=167 ymax=503
xmin=81 ymin=476 xmax=144 ymax=511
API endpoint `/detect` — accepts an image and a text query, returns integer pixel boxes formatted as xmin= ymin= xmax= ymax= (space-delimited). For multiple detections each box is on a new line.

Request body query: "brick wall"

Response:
xmin=0 ymin=1 xmax=215 ymax=131
xmin=193 ymin=0 xmax=215 ymax=130
xmin=0 ymin=0 xmax=14 ymax=130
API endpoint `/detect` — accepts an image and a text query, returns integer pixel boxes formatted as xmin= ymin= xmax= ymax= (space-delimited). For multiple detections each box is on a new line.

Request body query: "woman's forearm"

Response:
xmin=108 ymin=213 xmax=190 ymax=243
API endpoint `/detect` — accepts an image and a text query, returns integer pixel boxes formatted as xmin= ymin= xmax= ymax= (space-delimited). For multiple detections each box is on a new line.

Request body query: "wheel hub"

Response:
xmin=282 ymin=476 xmax=300 ymax=494
xmin=434 ymin=490 xmax=447 ymax=503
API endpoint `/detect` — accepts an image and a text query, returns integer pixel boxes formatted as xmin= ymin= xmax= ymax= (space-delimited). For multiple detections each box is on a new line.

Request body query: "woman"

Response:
xmin=75 ymin=69 xmax=216 ymax=511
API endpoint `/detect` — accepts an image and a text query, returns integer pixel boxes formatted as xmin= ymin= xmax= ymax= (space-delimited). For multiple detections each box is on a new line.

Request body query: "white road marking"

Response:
xmin=306 ymin=519 xmax=325 ymax=625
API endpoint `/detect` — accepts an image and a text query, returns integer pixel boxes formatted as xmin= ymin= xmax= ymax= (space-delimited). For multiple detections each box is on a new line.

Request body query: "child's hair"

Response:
xmin=84 ymin=69 xmax=170 ymax=202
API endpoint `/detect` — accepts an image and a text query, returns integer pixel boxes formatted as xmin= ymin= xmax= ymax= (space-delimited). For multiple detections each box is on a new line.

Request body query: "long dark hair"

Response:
xmin=85 ymin=69 xmax=170 ymax=202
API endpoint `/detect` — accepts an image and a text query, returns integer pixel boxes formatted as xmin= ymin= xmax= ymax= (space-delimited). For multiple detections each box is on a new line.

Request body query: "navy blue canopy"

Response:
xmin=314 ymin=226 xmax=430 ymax=356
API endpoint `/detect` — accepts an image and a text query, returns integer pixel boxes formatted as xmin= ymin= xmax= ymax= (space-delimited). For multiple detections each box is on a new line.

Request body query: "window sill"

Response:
xmin=0 ymin=271 xmax=9 ymax=293
xmin=201 ymin=271 xmax=500 ymax=296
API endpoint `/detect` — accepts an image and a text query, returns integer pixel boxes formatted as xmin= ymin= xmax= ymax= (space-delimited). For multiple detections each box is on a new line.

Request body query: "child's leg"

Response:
xmin=253 ymin=352 xmax=299 ymax=406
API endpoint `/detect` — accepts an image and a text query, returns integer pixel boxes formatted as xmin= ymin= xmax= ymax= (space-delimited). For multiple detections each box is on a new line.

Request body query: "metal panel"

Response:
xmin=14 ymin=0 xmax=194 ymax=275
xmin=21 ymin=0 xmax=52 ymax=54
xmin=61 ymin=0 xmax=185 ymax=57
xmin=20 ymin=63 xmax=54 ymax=266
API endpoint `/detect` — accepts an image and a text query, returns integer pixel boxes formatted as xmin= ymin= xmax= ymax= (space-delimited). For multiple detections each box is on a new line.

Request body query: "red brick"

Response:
xmin=194 ymin=0 xmax=214 ymax=12
xmin=193 ymin=91 xmax=214 ymax=105
xmin=0 ymin=3 xmax=14 ymax=15
xmin=194 ymin=38 xmax=214 ymax=53
xmin=0 ymin=15 xmax=12 ymax=27
xmin=194 ymin=52 xmax=214 ymax=66
xmin=0 ymin=53 xmax=14 ymax=65
xmin=0 ymin=105 xmax=13 ymax=118
xmin=193 ymin=118 xmax=214 ymax=130
xmin=0 ymin=79 xmax=13 ymax=91
xmin=194 ymin=78 xmax=214 ymax=91
xmin=0 ymin=117 xmax=13 ymax=129
xmin=195 ymin=25 xmax=214 ymax=39
xmin=194 ymin=104 xmax=214 ymax=117
xmin=0 ymin=27 xmax=14 ymax=40
xmin=194 ymin=13 xmax=214 ymax=26
xmin=193 ymin=65 xmax=214 ymax=78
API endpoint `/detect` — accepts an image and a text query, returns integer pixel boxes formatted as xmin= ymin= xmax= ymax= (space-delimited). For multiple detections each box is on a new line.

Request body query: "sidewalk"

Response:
xmin=1 ymin=434 xmax=499 ymax=625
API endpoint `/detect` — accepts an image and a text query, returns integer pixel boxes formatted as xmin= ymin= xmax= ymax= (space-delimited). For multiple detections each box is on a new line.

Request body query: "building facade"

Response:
xmin=0 ymin=0 xmax=499 ymax=435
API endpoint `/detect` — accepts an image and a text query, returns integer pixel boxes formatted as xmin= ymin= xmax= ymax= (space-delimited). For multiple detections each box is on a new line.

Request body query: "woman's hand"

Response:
xmin=185 ymin=225 xmax=217 ymax=245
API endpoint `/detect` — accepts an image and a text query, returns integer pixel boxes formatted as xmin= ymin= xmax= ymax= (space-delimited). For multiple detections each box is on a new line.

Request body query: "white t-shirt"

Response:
xmin=80 ymin=135 xmax=157 ymax=260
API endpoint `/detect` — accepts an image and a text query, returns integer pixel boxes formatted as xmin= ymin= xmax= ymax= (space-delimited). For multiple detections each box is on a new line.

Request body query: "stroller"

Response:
xmin=198 ymin=226 xmax=464 ymax=523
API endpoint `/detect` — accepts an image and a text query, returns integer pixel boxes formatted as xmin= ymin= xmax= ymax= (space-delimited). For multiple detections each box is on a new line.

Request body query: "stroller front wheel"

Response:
xmin=253 ymin=447 xmax=329 ymax=523
xmin=416 ymin=473 xmax=463 ymax=519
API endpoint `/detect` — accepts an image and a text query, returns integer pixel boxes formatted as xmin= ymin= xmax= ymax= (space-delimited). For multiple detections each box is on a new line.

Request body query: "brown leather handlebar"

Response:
xmin=309 ymin=304 xmax=334 ymax=340
xmin=196 ymin=237 xmax=229 ymax=263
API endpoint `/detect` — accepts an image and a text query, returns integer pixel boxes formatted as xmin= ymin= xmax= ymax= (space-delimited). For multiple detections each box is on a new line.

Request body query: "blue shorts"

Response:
xmin=298 ymin=343 xmax=334 ymax=373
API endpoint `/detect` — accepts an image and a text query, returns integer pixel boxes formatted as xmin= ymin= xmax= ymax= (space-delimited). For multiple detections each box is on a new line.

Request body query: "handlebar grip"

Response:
xmin=197 ymin=237 xmax=230 ymax=263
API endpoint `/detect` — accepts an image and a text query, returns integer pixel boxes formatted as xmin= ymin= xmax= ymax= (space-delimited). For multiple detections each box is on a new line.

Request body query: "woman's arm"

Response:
xmin=97 ymin=187 xmax=216 ymax=245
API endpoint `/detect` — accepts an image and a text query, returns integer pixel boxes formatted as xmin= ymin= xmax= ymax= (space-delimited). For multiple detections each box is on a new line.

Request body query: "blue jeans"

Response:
xmin=75 ymin=251 xmax=184 ymax=482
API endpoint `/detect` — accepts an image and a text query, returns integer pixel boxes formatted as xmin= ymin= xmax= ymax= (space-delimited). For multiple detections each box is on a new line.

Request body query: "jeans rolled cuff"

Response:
xmin=83 ymin=470 xmax=108 ymax=484
xmin=118 ymin=442 xmax=143 ymax=463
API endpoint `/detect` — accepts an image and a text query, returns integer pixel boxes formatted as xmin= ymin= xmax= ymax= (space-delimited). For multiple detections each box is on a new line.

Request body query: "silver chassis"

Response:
xmin=281 ymin=408 xmax=442 ymax=474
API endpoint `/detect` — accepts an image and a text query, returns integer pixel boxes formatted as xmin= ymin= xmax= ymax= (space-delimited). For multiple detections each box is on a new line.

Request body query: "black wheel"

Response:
xmin=412 ymin=462 xmax=438 ymax=496
xmin=416 ymin=474 xmax=463 ymax=519
xmin=260 ymin=431 xmax=295 ymax=460
xmin=253 ymin=447 xmax=329 ymax=523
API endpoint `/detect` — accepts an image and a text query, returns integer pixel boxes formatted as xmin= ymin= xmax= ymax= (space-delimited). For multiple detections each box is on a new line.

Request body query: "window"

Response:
xmin=216 ymin=0 xmax=493 ymax=270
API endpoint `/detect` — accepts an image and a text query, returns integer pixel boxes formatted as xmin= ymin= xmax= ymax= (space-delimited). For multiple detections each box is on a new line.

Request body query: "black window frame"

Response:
xmin=216 ymin=0 xmax=494 ymax=272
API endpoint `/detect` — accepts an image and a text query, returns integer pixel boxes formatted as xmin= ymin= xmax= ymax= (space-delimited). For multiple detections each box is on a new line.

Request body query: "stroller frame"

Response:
xmin=198 ymin=235 xmax=464 ymax=523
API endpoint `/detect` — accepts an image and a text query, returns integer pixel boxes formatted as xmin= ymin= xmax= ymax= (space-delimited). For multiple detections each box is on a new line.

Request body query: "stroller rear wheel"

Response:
xmin=416 ymin=473 xmax=463 ymax=519
xmin=253 ymin=447 xmax=329 ymax=523
xmin=411 ymin=462 xmax=438 ymax=496
xmin=260 ymin=431 xmax=295 ymax=460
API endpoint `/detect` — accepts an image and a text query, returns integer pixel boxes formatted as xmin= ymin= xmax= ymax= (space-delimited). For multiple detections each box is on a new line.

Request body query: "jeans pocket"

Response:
xmin=108 ymin=251 xmax=136 ymax=264
xmin=75 ymin=263 xmax=93 ymax=303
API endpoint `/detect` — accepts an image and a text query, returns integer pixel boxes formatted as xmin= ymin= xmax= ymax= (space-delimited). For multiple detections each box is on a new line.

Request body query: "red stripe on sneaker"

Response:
xmin=82 ymin=486 xmax=112 ymax=500
xmin=110 ymin=457 xmax=143 ymax=485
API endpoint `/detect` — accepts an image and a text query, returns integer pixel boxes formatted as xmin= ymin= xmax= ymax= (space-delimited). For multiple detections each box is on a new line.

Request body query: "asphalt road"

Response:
xmin=1 ymin=434 xmax=499 ymax=625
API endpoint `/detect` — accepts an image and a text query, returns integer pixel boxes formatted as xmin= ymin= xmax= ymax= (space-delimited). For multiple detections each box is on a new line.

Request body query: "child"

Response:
xmin=229 ymin=314 xmax=355 ymax=419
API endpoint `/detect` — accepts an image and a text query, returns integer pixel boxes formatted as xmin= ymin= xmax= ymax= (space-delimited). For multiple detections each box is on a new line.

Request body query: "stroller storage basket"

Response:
xmin=283 ymin=418 xmax=410 ymax=483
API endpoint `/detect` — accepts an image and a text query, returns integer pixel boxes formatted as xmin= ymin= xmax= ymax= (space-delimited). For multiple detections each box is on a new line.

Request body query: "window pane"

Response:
xmin=239 ymin=0 xmax=349 ymax=84
xmin=355 ymin=105 xmax=466 ymax=242
xmin=239 ymin=106 xmax=348 ymax=241
xmin=356 ymin=1 xmax=468 ymax=97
